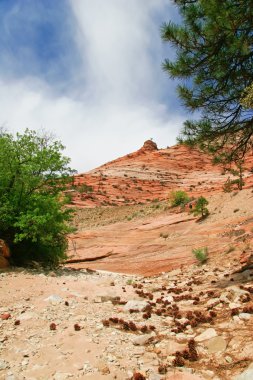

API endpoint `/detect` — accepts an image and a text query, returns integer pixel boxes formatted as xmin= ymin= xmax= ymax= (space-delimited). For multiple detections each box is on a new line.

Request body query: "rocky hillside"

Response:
xmin=68 ymin=141 xmax=253 ymax=208
xmin=1 ymin=141 xmax=253 ymax=380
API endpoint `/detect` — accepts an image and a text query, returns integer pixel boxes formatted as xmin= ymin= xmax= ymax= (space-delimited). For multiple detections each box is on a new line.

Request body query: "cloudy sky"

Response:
xmin=0 ymin=0 xmax=186 ymax=172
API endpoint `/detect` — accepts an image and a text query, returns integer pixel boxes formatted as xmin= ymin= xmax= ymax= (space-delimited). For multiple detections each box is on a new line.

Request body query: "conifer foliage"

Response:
xmin=162 ymin=0 xmax=253 ymax=158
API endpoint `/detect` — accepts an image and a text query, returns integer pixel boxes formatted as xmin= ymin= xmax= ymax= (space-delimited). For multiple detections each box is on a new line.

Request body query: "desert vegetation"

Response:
xmin=71 ymin=200 xmax=170 ymax=230
xmin=191 ymin=196 xmax=209 ymax=218
xmin=162 ymin=0 xmax=253 ymax=165
xmin=192 ymin=247 xmax=208 ymax=264
xmin=0 ymin=129 xmax=75 ymax=267
xmin=169 ymin=190 xmax=190 ymax=208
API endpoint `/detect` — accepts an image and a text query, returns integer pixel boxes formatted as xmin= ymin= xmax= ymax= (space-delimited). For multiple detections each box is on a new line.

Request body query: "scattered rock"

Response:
xmin=206 ymin=298 xmax=220 ymax=307
xmin=44 ymin=295 xmax=63 ymax=304
xmin=97 ymin=360 xmax=110 ymax=375
xmin=195 ymin=328 xmax=217 ymax=342
xmin=207 ymin=336 xmax=227 ymax=353
xmin=0 ymin=313 xmax=11 ymax=320
xmin=234 ymin=369 xmax=253 ymax=380
xmin=124 ymin=300 xmax=149 ymax=312
xmin=132 ymin=334 xmax=153 ymax=346
xmin=239 ymin=313 xmax=251 ymax=321
xmin=164 ymin=295 xmax=174 ymax=303
xmin=18 ymin=312 xmax=38 ymax=321
xmin=229 ymin=303 xmax=241 ymax=309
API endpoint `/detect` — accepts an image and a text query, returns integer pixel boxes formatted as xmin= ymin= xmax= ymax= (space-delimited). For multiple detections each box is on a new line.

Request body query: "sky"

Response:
xmin=0 ymin=0 xmax=187 ymax=172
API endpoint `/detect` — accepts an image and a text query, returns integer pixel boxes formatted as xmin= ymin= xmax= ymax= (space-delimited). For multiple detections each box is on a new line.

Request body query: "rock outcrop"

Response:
xmin=139 ymin=139 xmax=158 ymax=152
xmin=68 ymin=189 xmax=253 ymax=275
xmin=69 ymin=142 xmax=253 ymax=208
xmin=0 ymin=239 xmax=10 ymax=268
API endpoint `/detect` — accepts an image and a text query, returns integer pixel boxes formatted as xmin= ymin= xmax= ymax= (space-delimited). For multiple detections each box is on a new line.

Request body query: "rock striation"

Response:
xmin=68 ymin=142 xmax=253 ymax=208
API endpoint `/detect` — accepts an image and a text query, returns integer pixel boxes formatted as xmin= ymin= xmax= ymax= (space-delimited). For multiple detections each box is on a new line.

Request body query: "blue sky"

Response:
xmin=0 ymin=0 xmax=82 ymax=91
xmin=0 ymin=0 xmax=187 ymax=172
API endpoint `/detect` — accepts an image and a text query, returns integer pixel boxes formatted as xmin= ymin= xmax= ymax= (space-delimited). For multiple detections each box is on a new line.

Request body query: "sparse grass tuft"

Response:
xmin=192 ymin=247 xmax=208 ymax=263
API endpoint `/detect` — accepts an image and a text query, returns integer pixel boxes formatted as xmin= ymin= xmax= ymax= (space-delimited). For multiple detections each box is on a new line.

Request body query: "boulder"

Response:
xmin=132 ymin=334 xmax=153 ymax=346
xmin=124 ymin=300 xmax=149 ymax=312
xmin=0 ymin=256 xmax=9 ymax=268
xmin=195 ymin=328 xmax=217 ymax=342
xmin=234 ymin=369 xmax=253 ymax=380
xmin=207 ymin=336 xmax=227 ymax=353
xmin=44 ymin=295 xmax=63 ymax=304
xmin=0 ymin=239 xmax=10 ymax=268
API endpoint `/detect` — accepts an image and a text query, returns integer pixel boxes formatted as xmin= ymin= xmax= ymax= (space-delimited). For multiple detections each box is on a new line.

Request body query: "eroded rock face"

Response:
xmin=69 ymin=143 xmax=253 ymax=208
xmin=0 ymin=239 xmax=10 ymax=268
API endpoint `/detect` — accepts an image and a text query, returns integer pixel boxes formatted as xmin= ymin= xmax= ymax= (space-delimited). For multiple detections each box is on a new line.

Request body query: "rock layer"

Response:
xmin=68 ymin=142 xmax=253 ymax=208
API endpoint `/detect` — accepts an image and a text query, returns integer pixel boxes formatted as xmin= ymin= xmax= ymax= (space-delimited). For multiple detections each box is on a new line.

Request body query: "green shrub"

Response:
xmin=0 ymin=129 xmax=75 ymax=268
xmin=192 ymin=247 xmax=208 ymax=263
xmin=192 ymin=196 xmax=209 ymax=218
xmin=64 ymin=193 xmax=74 ymax=204
xmin=169 ymin=190 xmax=190 ymax=207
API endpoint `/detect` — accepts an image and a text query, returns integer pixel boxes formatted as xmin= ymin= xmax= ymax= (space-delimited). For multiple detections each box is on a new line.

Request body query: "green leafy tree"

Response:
xmin=161 ymin=0 xmax=253 ymax=159
xmin=169 ymin=190 xmax=190 ymax=207
xmin=192 ymin=196 xmax=209 ymax=218
xmin=0 ymin=129 xmax=76 ymax=267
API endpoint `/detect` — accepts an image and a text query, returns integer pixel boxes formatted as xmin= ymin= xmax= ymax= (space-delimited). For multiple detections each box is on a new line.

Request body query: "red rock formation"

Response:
xmin=65 ymin=141 xmax=253 ymax=275
xmin=139 ymin=139 xmax=158 ymax=152
xmin=68 ymin=142 xmax=253 ymax=208
xmin=0 ymin=239 xmax=10 ymax=268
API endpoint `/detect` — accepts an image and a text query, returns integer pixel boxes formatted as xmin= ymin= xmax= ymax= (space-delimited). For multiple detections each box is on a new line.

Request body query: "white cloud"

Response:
xmin=0 ymin=0 xmax=185 ymax=172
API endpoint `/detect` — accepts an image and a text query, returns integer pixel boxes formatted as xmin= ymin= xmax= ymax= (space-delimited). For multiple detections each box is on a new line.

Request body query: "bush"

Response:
xmin=192 ymin=196 xmax=209 ymax=218
xmin=192 ymin=247 xmax=208 ymax=263
xmin=0 ymin=129 xmax=76 ymax=267
xmin=169 ymin=190 xmax=190 ymax=207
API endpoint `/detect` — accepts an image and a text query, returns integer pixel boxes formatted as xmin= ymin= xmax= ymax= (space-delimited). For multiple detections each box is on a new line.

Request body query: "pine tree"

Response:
xmin=161 ymin=0 xmax=253 ymax=159
xmin=192 ymin=196 xmax=209 ymax=218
